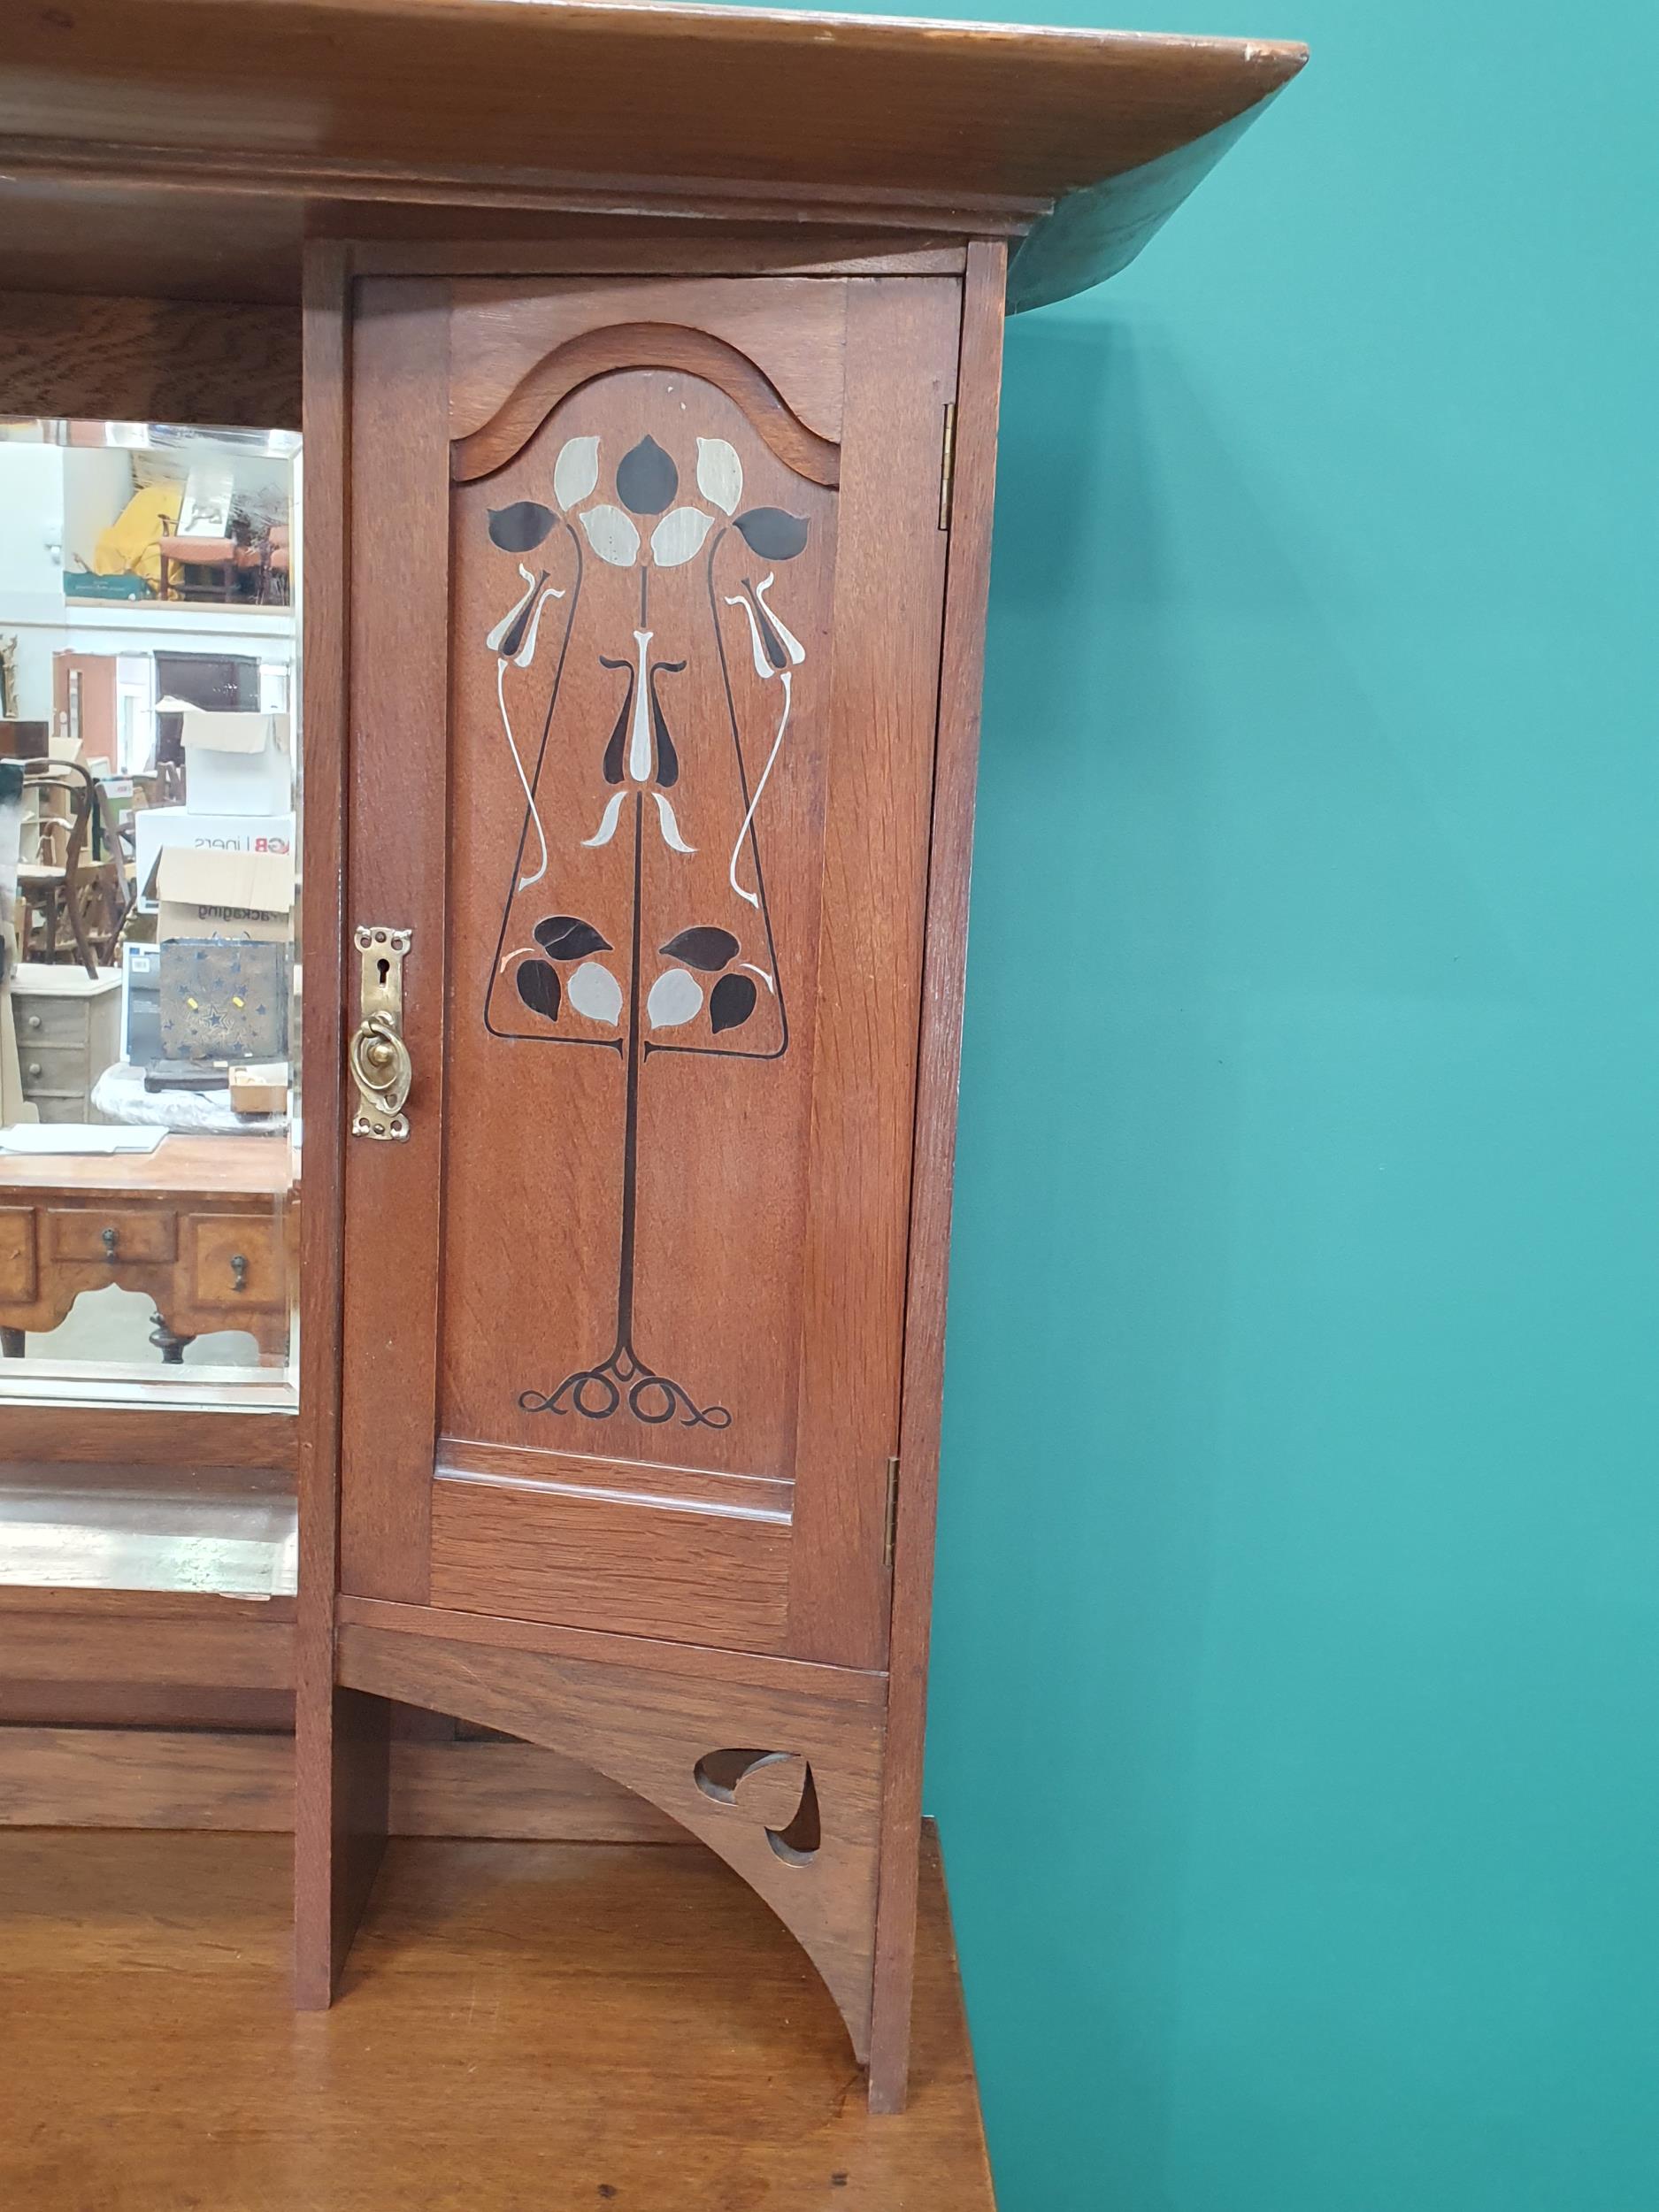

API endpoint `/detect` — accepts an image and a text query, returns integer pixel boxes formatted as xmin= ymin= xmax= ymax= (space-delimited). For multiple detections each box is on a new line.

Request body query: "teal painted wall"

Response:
xmin=916 ymin=3 xmax=1659 ymax=2205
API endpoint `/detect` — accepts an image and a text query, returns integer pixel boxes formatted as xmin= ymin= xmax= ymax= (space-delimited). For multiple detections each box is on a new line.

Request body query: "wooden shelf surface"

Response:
xmin=0 ymin=0 xmax=1306 ymax=308
xmin=0 ymin=1821 xmax=992 ymax=2210
xmin=0 ymin=1132 xmax=292 ymax=1197
xmin=0 ymin=1464 xmax=296 ymax=1600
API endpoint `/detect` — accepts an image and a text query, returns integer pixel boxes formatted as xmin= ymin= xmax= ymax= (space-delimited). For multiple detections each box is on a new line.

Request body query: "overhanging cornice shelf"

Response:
xmin=0 ymin=0 xmax=1305 ymax=306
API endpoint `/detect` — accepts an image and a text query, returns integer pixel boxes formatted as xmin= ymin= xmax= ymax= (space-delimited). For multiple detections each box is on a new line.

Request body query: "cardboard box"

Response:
xmin=156 ymin=844 xmax=296 ymax=945
xmin=229 ymin=1061 xmax=289 ymax=1115
xmin=174 ymin=705 xmax=293 ymax=817
xmin=134 ymin=806 xmax=295 ymax=911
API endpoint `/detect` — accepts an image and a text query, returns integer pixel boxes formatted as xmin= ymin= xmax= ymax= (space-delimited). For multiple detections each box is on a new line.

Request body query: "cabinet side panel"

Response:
xmin=868 ymin=238 xmax=1006 ymax=2113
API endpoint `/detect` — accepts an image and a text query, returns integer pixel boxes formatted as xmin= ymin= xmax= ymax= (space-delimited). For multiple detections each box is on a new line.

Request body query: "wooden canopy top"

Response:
xmin=0 ymin=0 xmax=1306 ymax=309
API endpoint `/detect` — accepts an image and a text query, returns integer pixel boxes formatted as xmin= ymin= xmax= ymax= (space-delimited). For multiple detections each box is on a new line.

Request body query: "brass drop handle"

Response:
xmin=349 ymin=926 xmax=412 ymax=1142
xmin=349 ymin=1013 xmax=411 ymax=1110
xmin=230 ymin=1253 xmax=248 ymax=1294
xmin=101 ymin=1225 xmax=118 ymax=1261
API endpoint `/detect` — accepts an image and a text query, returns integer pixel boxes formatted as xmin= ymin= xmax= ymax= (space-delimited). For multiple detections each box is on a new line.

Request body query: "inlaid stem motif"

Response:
xmin=482 ymin=427 xmax=813 ymax=1432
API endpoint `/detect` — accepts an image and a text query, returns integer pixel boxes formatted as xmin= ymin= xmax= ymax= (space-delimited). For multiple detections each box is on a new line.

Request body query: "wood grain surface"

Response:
xmin=341 ymin=273 xmax=956 ymax=1682
xmin=0 ymin=1408 xmax=293 ymax=1471
xmin=0 ymin=1603 xmax=294 ymax=1689
xmin=295 ymin=242 xmax=398 ymax=2013
xmin=0 ymin=1726 xmax=683 ymax=1840
xmin=0 ymin=0 xmax=1303 ymax=208
xmin=0 ymin=3 xmax=1302 ymax=309
xmin=429 ymin=1469 xmax=794 ymax=1647
xmin=868 ymin=236 xmax=1007 ymax=2113
xmin=335 ymin=276 xmax=452 ymax=1606
xmin=451 ymin=310 xmax=846 ymax=480
xmin=784 ymin=274 xmax=958 ymax=1670
xmin=337 ymin=1618 xmax=886 ymax=2062
xmin=0 ymin=1822 xmax=992 ymax=2210
xmin=334 ymin=1593 xmax=886 ymax=1706
xmin=0 ymin=289 xmax=300 ymax=428
xmin=0 ymin=1135 xmax=290 ymax=1195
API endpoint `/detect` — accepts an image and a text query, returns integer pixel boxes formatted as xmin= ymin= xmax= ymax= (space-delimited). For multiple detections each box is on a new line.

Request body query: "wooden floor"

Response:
xmin=0 ymin=1820 xmax=994 ymax=2210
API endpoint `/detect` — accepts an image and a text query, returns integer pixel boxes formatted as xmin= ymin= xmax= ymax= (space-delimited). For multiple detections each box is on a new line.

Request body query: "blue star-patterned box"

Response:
xmin=157 ymin=940 xmax=292 ymax=1064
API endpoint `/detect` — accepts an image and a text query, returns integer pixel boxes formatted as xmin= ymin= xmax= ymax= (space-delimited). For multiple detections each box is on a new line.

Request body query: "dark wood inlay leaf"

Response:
xmin=535 ymin=915 xmax=612 ymax=960
xmin=488 ymin=501 xmax=557 ymax=553
xmin=649 ymin=658 xmax=685 ymax=788
xmin=710 ymin=972 xmax=758 ymax=1033
xmin=599 ymin=654 xmax=634 ymax=784
xmin=495 ymin=568 xmax=548 ymax=660
xmin=659 ymin=926 xmax=739 ymax=972
xmin=734 ymin=507 xmax=810 ymax=561
xmin=515 ymin=958 xmax=561 ymax=1022
xmin=741 ymin=579 xmax=788 ymax=671
xmin=617 ymin=434 xmax=678 ymax=516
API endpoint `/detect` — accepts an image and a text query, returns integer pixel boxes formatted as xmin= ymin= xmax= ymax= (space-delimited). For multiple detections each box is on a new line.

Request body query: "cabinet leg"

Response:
xmin=149 ymin=1313 xmax=195 ymax=1365
xmin=866 ymin=1868 xmax=919 ymax=2115
xmin=0 ymin=1327 xmax=25 ymax=1358
xmin=294 ymin=1680 xmax=393 ymax=2008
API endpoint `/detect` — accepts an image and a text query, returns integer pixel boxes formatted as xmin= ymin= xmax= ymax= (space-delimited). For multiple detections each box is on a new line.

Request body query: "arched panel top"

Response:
xmin=453 ymin=321 xmax=841 ymax=488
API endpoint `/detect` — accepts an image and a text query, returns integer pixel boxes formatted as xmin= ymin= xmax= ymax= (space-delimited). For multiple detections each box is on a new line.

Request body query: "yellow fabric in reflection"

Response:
xmin=92 ymin=484 xmax=180 ymax=587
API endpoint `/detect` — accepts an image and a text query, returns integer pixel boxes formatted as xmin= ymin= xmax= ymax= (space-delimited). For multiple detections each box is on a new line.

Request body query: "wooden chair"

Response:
xmin=11 ymin=760 xmax=133 ymax=977
xmin=157 ymin=534 xmax=239 ymax=603
xmin=263 ymin=522 xmax=291 ymax=604
xmin=230 ymin=522 xmax=292 ymax=605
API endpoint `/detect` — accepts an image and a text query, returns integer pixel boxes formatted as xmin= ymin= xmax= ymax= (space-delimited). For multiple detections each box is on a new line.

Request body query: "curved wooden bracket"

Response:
xmin=452 ymin=321 xmax=841 ymax=488
xmin=335 ymin=1620 xmax=882 ymax=2064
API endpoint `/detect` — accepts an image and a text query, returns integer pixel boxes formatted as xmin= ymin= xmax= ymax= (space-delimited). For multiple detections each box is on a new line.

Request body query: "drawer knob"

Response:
xmin=230 ymin=1252 xmax=249 ymax=1294
xmin=27 ymin=1062 xmax=40 ymax=1079
xmin=101 ymin=1225 xmax=119 ymax=1261
xmin=25 ymin=1014 xmax=40 ymax=1032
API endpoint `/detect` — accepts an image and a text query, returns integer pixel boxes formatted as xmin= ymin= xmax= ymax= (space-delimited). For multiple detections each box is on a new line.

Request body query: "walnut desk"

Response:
xmin=0 ymin=1135 xmax=294 ymax=1363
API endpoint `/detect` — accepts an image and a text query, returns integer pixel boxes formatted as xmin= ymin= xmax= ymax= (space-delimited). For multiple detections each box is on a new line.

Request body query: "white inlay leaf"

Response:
xmin=653 ymin=792 xmax=695 ymax=853
xmin=579 ymin=503 xmax=640 ymax=567
xmin=485 ymin=564 xmax=539 ymax=655
xmin=647 ymin=968 xmax=704 ymax=1030
xmin=581 ymin=792 xmax=625 ymax=848
xmin=567 ymin=960 xmax=623 ymax=1025
xmin=554 ymin=435 xmax=600 ymax=509
xmin=649 ymin=505 xmax=716 ymax=567
xmin=695 ymin=437 xmax=742 ymax=515
xmin=755 ymin=572 xmax=806 ymax=666
xmin=723 ymin=590 xmax=772 ymax=680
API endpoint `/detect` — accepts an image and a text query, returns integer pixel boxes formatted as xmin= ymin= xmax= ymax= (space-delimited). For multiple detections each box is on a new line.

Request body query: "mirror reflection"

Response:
xmin=0 ymin=418 xmax=300 ymax=1426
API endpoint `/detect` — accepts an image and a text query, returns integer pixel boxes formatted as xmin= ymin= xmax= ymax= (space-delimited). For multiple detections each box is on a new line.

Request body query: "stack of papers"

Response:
xmin=0 ymin=1125 xmax=167 ymax=1157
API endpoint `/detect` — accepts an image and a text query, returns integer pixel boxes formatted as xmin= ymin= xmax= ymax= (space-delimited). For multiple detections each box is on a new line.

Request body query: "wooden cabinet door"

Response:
xmin=338 ymin=274 xmax=961 ymax=1671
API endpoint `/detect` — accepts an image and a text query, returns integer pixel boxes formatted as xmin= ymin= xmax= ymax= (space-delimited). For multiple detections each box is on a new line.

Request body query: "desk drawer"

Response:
xmin=0 ymin=1207 xmax=37 ymax=1300
xmin=189 ymin=1216 xmax=283 ymax=1312
xmin=47 ymin=1207 xmax=178 ymax=1265
xmin=30 ymin=1095 xmax=98 ymax=1125
xmin=14 ymin=999 xmax=91 ymax=1049
xmin=19 ymin=1042 xmax=89 ymax=1099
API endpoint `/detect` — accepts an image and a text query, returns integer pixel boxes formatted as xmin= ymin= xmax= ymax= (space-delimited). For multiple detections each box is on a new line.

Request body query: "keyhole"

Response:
xmin=376 ymin=957 xmax=390 ymax=987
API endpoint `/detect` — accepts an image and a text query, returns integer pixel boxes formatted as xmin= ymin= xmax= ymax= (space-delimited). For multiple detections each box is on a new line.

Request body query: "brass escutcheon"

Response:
xmin=349 ymin=926 xmax=413 ymax=1141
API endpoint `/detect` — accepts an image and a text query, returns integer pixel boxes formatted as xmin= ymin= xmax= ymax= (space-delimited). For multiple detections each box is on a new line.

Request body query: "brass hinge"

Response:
xmin=938 ymin=403 xmax=957 ymax=533
xmin=884 ymin=1455 xmax=901 ymax=1570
